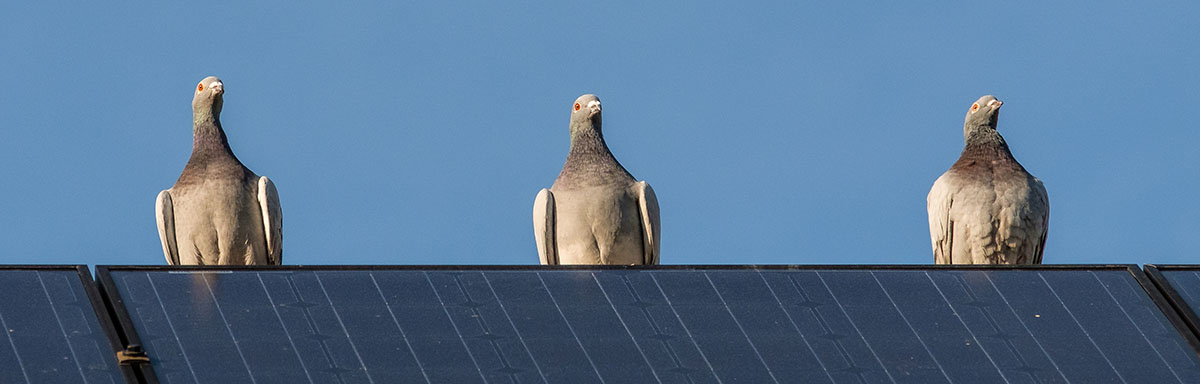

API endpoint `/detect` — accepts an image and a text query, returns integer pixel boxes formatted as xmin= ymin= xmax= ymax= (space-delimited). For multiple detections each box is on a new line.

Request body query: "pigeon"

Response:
xmin=155 ymin=76 xmax=282 ymax=265
xmin=533 ymin=94 xmax=660 ymax=265
xmin=927 ymin=95 xmax=1048 ymax=264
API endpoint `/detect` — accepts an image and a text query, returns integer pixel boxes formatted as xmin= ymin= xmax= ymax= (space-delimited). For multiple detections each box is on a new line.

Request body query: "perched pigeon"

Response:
xmin=533 ymin=94 xmax=660 ymax=265
xmin=927 ymin=95 xmax=1048 ymax=264
xmin=155 ymin=76 xmax=282 ymax=265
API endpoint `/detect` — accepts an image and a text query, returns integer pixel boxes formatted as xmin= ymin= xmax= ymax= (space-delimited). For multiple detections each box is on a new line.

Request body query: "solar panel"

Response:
xmin=98 ymin=266 xmax=1200 ymax=384
xmin=0 ymin=266 xmax=131 ymax=384
xmin=1144 ymin=265 xmax=1200 ymax=349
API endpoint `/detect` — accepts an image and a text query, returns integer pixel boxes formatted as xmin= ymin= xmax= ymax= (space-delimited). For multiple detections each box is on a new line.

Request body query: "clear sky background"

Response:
xmin=1 ymin=2 xmax=1197 ymax=267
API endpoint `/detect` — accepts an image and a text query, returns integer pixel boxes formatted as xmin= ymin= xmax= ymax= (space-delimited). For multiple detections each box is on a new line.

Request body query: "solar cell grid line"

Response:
xmin=280 ymin=271 xmax=372 ymax=382
xmin=755 ymin=271 xmax=836 ymax=383
xmin=531 ymin=273 xmax=607 ymax=382
xmin=1105 ymin=267 xmax=1200 ymax=381
xmin=0 ymin=307 xmax=31 ymax=382
xmin=469 ymin=271 xmax=606 ymax=382
xmin=96 ymin=265 xmax=1200 ymax=384
xmin=1031 ymin=270 xmax=1188 ymax=382
xmin=254 ymin=273 xmax=315 ymax=384
xmin=959 ymin=268 xmax=1200 ymax=383
xmin=0 ymin=266 xmax=134 ymax=384
xmin=770 ymin=272 xmax=883 ymax=382
xmin=310 ymin=273 xmax=376 ymax=383
xmin=1035 ymin=273 xmax=1124 ymax=381
xmin=145 ymin=272 xmax=266 ymax=383
xmin=897 ymin=272 xmax=991 ymax=380
xmin=922 ymin=272 xmax=1009 ymax=382
xmin=36 ymin=272 xmax=88 ymax=380
xmin=866 ymin=272 xmax=952 ymax=381
xmin=943 ymin=271 xmax=1063 ymax=381
xmin=197 ymin=272 xmax=259 ymax=383
xmin=1093 ymin=270 xmax=1187 ymax=382
xmin=979 ymin=271 xmax=1071 ymax=381
xmin=587 ymin=273 xmax=665 ymax=384
xmin=594 ymin=270 xmax=720 ymax=384
xmin=1144 ymin=265 xmax=1200 ymax=357
xmin=648 ymin=271 xmax=730 ymax=382
xmin=367 ymin=273 xmax=431 ymax=383
xmin=140 ymin=271 xmax=199 ymax=383
xmin=421 ymin=271 xmax=505 ymax=383
xmin=473 ymin=272 xmax=549 ymax=382
xmin=708 ymin=270 xmax=838 ymax=382
xmin=811 ymin=271 xmax=900 ymax=383
xmin=702 ymin=273 xmax=781 ymax=383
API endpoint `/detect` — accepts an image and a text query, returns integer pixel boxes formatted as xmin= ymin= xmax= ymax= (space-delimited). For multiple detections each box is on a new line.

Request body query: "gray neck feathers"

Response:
xmin=960 ymin=124 xmax=1017 ymax=163
xmin=192 ymin=113 xmax=234 ymax=153
xmin=181 ymin=109 xmax=245 ymax=182
xmin=555 ymin=120 xmax=634 ymax=188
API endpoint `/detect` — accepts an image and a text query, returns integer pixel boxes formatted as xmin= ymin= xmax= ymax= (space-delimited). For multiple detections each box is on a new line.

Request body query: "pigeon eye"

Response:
xmin=970 ymin=103 xmax=979 ymax=112
xmin=574 ymin=103 xmax=581 ymax=111
xmin=197 ymin=83 xmax=204 ymax=92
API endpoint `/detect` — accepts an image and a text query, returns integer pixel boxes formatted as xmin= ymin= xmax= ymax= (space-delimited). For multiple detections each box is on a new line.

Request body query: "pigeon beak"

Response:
xmin=587 ymin=100 xmax=601 ymax=115
xmin=988 ymin=99 xmax=1002 ymax=109
xmin=211 ymin=82 xmax=224 ymax=95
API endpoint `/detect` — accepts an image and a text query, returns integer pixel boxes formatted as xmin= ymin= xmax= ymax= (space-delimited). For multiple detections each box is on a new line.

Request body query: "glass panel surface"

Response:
xmin=0 ymin=269 xmax=125 ymax=384
xmin=107 ymin=268 xmax=1200 ymax=384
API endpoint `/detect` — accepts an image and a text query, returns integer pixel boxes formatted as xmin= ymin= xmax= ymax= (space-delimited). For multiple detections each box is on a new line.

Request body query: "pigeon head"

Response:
xmin=570 ymin=94 xmax=602 ymax=134
xmin=192 ymin=76 xmax=225 ymax=123
xmin=963 ymin=95 xmax=1002 ymax=139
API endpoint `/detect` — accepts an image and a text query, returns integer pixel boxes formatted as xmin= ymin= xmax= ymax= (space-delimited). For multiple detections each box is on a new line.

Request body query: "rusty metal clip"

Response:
xmin=116 ymin=344 xmax=150 ymax=365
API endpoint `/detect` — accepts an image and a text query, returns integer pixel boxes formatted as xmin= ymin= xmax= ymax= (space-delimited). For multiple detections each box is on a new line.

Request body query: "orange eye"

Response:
xmin=970 ymin=103 xmax=979 ymax=112
xmin=197 ymin=83 xmax=204 ymax=91
xmin=574 ymin=103 xmax=581 ymax=111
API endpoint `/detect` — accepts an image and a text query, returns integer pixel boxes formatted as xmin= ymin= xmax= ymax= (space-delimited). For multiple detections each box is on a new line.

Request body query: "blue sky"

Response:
xmin=1 ymin=2 xmax=1197 ymax=266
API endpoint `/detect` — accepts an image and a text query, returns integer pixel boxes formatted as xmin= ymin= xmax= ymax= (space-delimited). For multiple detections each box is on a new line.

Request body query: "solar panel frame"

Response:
xmin=95 ymin=267 xmax=163 ymax=384
xmin=0 ymin=265 xmax=140 ymax=384
xmin=96 ymin=264 xmax=1200 ymax=384
xmin=1142 ymin=265 xmax=1200 ymax=352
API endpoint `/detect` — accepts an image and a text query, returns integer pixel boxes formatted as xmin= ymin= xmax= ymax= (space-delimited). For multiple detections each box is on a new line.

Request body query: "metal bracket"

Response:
xmin=116 ymin=344 xmax=150 ymax=365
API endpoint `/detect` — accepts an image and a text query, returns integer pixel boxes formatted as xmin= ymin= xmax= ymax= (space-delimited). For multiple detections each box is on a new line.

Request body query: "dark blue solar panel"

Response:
xmin=0 ymin=268 xmax=126 ymax=384
xmin=101 ymin=267 xmax=1200 ymax=384
xmin=1147 ymin=266 xmax=1200 ymax=345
